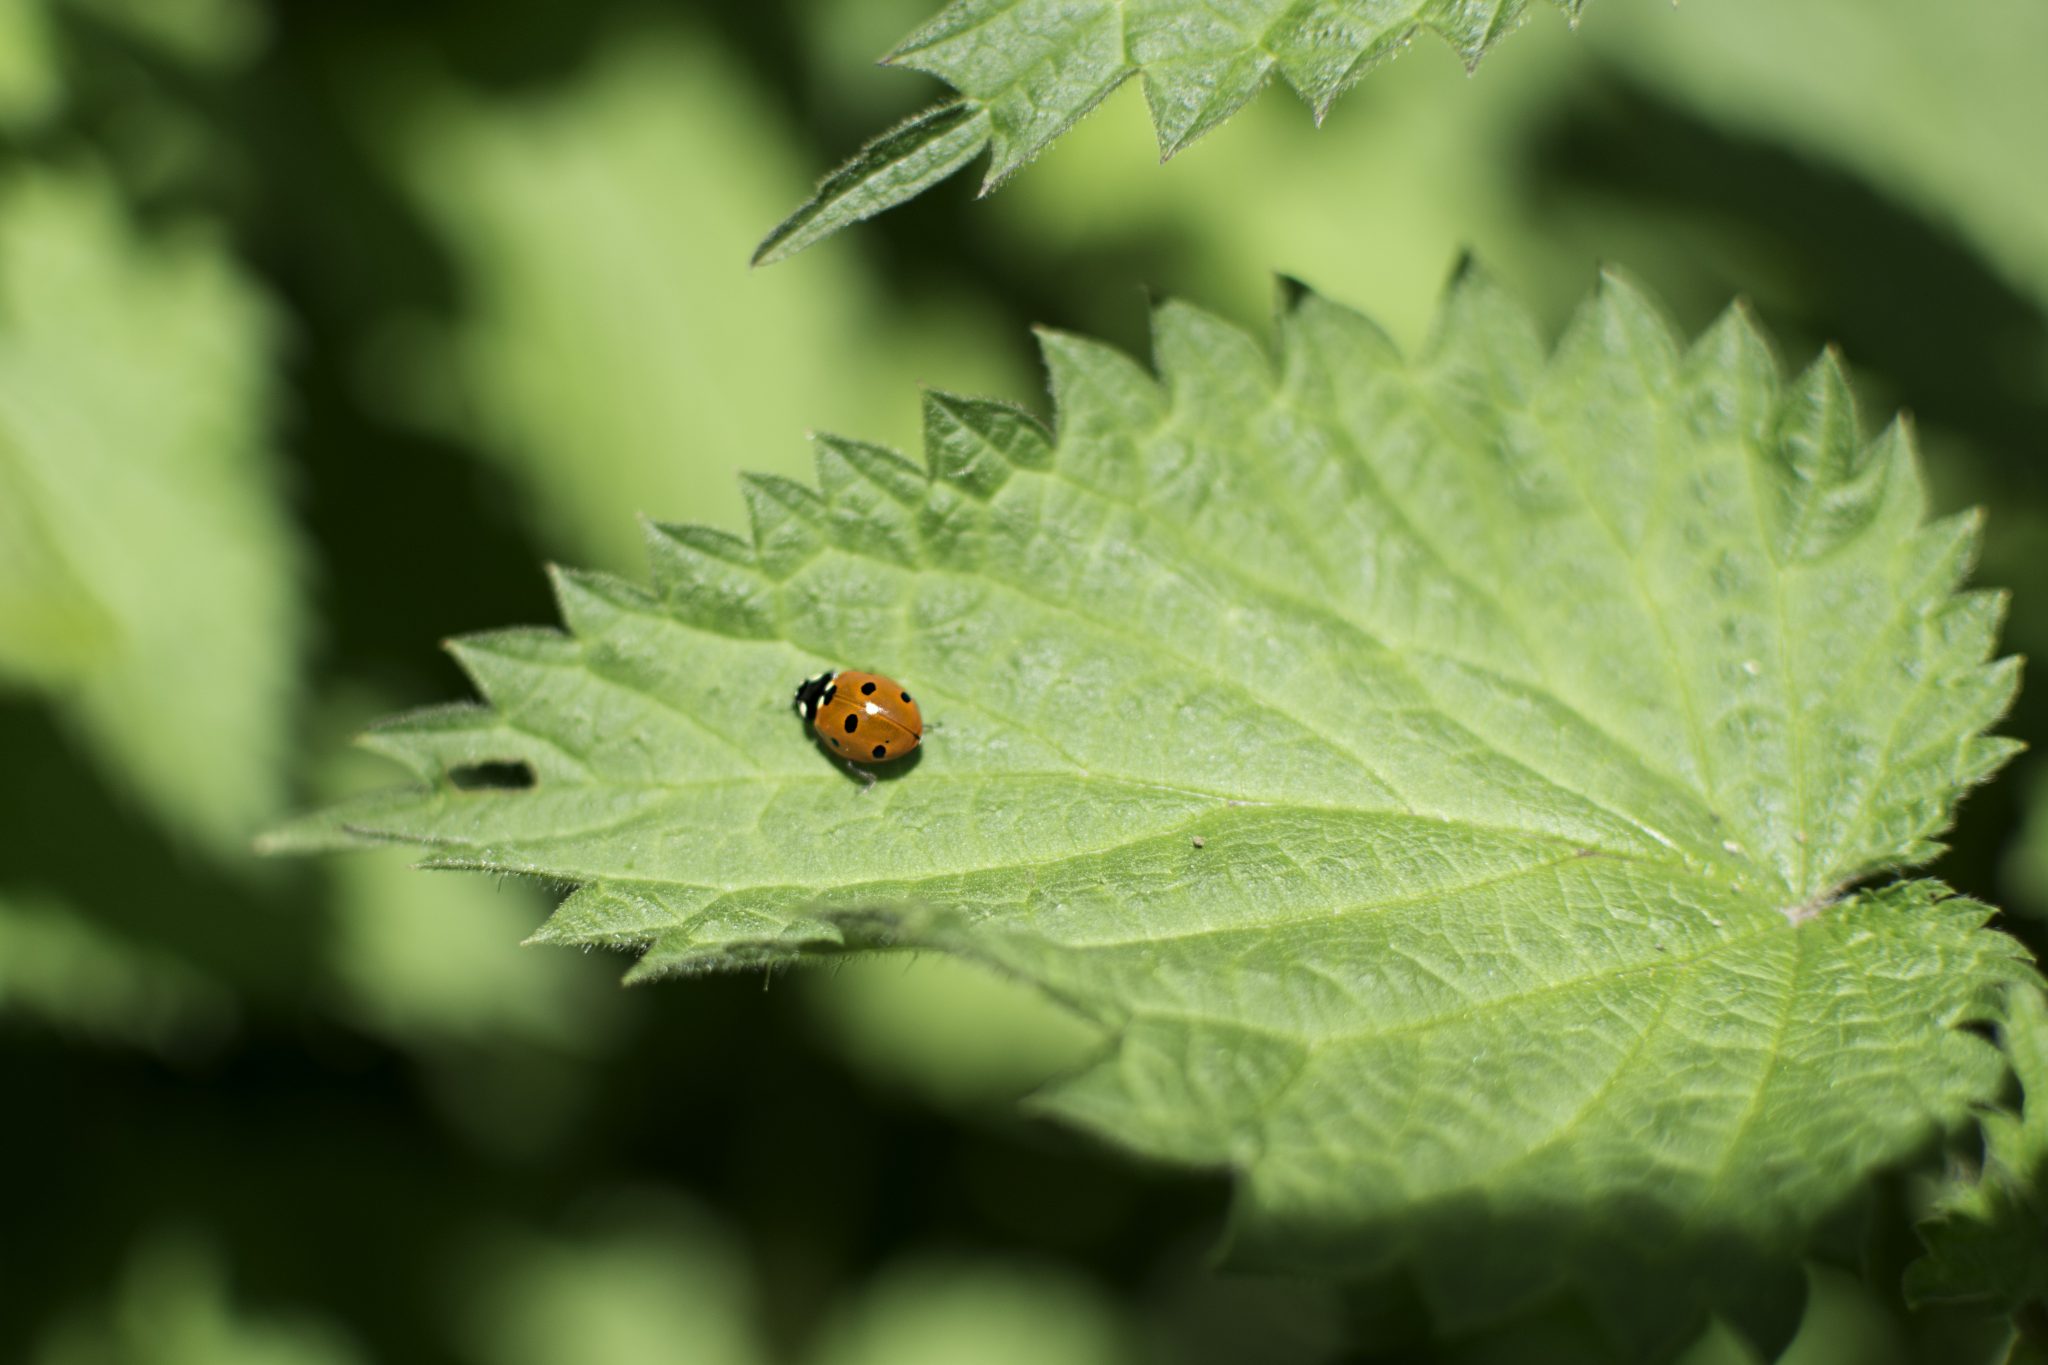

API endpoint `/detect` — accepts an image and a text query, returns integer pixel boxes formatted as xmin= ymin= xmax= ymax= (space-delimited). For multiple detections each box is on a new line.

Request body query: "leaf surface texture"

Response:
xmin=757 ymin=0 xmax=1589 ymax=261
xmin=289 ymin=273 xmax=2030 ymax=1346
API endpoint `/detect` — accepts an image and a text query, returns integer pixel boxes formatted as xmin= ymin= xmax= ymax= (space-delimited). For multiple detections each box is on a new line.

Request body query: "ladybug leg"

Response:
xmin=845 ymin=760 xmax=878 ymax=793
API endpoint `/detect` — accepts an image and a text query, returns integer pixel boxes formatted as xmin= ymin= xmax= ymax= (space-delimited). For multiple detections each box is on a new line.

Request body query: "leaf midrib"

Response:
xmin=377 ymin=781 xmax=1654 ymax=877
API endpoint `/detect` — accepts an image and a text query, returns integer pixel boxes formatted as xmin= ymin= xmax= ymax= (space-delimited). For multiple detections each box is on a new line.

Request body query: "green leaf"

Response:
xmin=761 ymin=0 xmax=1592 ymax=261
xmin=0 ymin=169 xmax=298 ymax=854
xmin=1907 ymin=985 xmax=2048 ymax=1315
xmin=288 ymin=272 xmax=2031 ymax=1348
xmin=753 ymin=101 xmax=994 ymax=267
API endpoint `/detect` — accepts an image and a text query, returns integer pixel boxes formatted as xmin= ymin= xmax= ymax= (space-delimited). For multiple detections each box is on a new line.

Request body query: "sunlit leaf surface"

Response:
xmin=760 ymin=0 xmax=1596 ymax=259
xmin=282 ymin=273 xmax=2030 ymax=1349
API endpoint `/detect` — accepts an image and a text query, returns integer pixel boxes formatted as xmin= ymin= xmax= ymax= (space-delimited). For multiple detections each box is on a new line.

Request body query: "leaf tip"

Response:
xmin=751 ymin=101 xmax=991 ymax=265
xmin=1273 ymin=273 xmax=1316 ymax=315
xmin=1446 ymin=248 xmax=1487 ymax=288
xmin=1593 ymin=261 xmax=1662 ymax=309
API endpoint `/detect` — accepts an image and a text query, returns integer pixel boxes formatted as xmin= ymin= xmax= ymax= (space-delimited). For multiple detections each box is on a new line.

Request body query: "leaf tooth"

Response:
xmin=1151 ymin=298 xmax=1278 ymax=420
xmin=1880 ymin=656 xmax=2021 ymax=819
xmin=815 ymin=434 xmax=926 ymax=566
xmin=1959 ymin=733 xmax=2026 ymax=789
xmin=1430 ymin=0 xmax=1531 ymax=70
xmin=1037 ymin=327 xmax=1167 ymax=493
xmin=1552 ymin=266 xmax=1684 ymax=391
xmin=1755 ymin=348 xmax=1908 ymax=564
xmin=530 ymin=882 xmax=696 ymax=948
xmin=546 ymin=564 xmax=660 ymax=645
xmin=643 ymin=519 xmax=778 ymax=639
xmin=445 ymin=626 xmax=580 ymax=703
xmin=1132 ymin=33 xmax=1274 ymax=161
xmin=751 ymin=102 xmax=991 ymax=267
xmin=1681 ymin=298 xmax=1780 ymax=445
xmin=1272 ymin=273 xmax=1315 ymax=315
xmin=1930 ymin=589 xmax=2009 ymax=672
xmin=740 ymin=472 xmax=826 ymax=578
xmin=645 ymin=519 xmax=755 ymax=573
xmin=884 ymin=0 xmax=1128 ymax=194
xmin=1908 ymin=654 xmax=2020 ymax=763
xmin=1851 ymin=418 xmax=1931 ymax=543
xmin=1277 ymin=283 xmax=1404 ymax=408
xmin=1266 ymin=8 xmax=1389 ymax=120
xmin=1420 ymin=256 xmax=1544 ymax=392
xmin=1969 ymin=655 xmax=2024 ymax=736
xmin=436 ymin=629 xmax=597 ymax=778
xmin=627 ymin=919 xmax=841 ymax=981
xmin=816 ymin=433 xmax=927 ymax=504
xmin=1875 ymin=505 xmax=1984 ymax=645
xmin=1775 ymin=347 xmax=1864 ymax=483
xmin=922 ymin=390 xmax=1050 ymax=498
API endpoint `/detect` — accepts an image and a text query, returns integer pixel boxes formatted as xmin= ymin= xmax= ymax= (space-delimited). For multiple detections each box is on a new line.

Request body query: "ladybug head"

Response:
xmin=792 ymin=671 xmax=836 ymax=721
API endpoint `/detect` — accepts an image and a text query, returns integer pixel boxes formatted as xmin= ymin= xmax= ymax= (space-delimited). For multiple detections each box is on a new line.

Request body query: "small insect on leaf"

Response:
xmin=794 ymin=669 xmax=924 ymax=765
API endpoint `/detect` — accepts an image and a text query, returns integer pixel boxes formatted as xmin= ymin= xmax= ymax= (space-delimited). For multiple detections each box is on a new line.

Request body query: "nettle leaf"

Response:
xmin=280 ymin=272 xmax=2035 ymax=1352
xmin=1907 ymin=985 xmax=2048 ymax=1316
xmin=756 ymin=0 xmax=1591 ymax=264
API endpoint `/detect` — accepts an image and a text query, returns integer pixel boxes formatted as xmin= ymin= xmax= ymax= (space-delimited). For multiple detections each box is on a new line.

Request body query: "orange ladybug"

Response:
xmin=793 ymin=669 xmax=923 ymax=765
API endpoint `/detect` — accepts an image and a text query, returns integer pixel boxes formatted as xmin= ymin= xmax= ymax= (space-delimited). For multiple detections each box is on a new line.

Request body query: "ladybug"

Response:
xmin=793 ymin=669 xmax=923 ymax=768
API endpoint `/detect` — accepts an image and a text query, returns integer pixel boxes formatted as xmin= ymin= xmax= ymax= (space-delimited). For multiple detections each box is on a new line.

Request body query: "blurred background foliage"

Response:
xmin=0 ymin=1 xmax=2041 ymax=1361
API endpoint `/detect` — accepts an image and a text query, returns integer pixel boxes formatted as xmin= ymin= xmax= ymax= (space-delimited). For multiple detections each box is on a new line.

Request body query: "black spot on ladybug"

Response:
xmin=872 ymin=744 xmax=887 ymax=759
xmin=901 ymin=692 xmax=911 ymax=702
xmin=861 ymin=680 xmax=876 ymax=695
xmin=831 ymin=738 xmax=842 ymax=749
xmin=844 ymin=714 xmax=859 ymax=734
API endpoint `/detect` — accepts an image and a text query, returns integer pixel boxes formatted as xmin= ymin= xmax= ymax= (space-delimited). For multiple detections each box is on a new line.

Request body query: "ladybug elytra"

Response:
xmin=793 ymin=669 xmax=923 ymax=764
